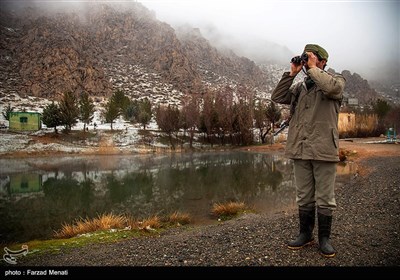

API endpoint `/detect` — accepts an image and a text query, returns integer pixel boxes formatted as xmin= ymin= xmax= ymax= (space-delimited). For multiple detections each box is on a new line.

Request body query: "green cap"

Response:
xmin=304 ymin=44 xmax=329 ymax=61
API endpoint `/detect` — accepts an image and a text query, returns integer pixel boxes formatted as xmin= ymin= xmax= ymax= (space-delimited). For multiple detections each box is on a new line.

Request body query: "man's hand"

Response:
xmin=289 ymin=61 xmax=303 ymax=77
xmin=306 ymin=51 xmax=318 ymax=69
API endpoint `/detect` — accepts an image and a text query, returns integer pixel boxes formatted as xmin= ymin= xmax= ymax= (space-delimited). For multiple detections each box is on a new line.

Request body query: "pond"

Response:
xmin=0 ymin=151 xmax=297 ymax=243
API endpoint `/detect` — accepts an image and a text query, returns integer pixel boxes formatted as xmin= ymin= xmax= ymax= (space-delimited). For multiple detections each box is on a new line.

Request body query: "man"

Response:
xmin=271 ymin=44 xmax=346 ymax=258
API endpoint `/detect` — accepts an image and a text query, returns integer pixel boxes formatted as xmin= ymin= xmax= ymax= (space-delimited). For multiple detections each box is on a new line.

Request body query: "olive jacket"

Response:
xmin=271 ymin=68 xmax=346 ymax=162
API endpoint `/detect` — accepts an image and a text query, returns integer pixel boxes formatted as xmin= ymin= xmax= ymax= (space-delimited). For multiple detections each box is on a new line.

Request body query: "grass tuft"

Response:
xmin=54 ymin=214 xmax=126 ymax=239
xmin=167 ymin=211 xmax=191 ymax=225
xmin=211 ymin=201 xmax=248 ymax=219
xmin=140 ymin=216 xmax=161 ymax=230
xmin=4 ymin=211 xmax=194 ymax=259
xmin=95 ymin=213 xmax=127 ymax=230
xmin=54 ymin=212 xmax=192 ymax=239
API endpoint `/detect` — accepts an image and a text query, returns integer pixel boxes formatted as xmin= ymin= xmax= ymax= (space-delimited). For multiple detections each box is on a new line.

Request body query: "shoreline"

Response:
xmin=0 ymin=131 xmax=397 ymax=159
xmin=7 ymin=139 xmax=400 ymax=266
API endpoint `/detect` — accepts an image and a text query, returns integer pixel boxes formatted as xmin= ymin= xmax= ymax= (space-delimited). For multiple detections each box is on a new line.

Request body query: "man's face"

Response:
xmin=304 ymin=52 xmax=327 ymax=70
xmin=316 ymin=58 xmax=327 ymax=70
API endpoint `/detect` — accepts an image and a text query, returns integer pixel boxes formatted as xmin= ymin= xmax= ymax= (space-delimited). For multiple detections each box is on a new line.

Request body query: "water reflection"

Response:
xmin=0 ymin=152 xmax=296 ymax=243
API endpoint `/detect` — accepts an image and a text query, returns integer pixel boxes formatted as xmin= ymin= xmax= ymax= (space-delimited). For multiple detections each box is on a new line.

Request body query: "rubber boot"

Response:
xmin=318 ymin=212 xmax=336 ymax=258
xmin=287 ymin=208 xmax=315 ymax=250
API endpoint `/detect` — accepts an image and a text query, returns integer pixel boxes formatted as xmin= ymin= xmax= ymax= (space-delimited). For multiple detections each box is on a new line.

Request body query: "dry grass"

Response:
xmin=54 ymin=212 xmax=191 ymax=239
xmin=54 ymin=223 xmax=76 ymax=239
xmin=54 ymin=214 xmax=177 ymax=238
xmin=140 ymin=216 xmax=161 ymax=230
xmin=95 ymin=213 xmax=127 ymax=230
xmin=211 ymin=201 xmax=247 ymax=218
xmin=126 ymin=215 xmax=141 ymax=230
xmin=54 ymin=214 xmax=127 ymax=239
xmin=167 ymin=211 xmax=191 ymax=225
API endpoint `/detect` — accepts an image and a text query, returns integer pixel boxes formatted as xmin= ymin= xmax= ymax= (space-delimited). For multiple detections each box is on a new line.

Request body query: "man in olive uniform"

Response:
xmin=271 ymin=44 xmax=345 ymax=258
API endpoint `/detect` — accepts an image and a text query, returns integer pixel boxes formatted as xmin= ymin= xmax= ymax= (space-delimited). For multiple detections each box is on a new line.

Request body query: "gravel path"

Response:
xmin=15 ymin=146 xmax=400 ymax=267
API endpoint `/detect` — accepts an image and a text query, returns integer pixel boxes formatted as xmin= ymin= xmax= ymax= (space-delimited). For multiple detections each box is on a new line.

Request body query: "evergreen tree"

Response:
xmin=111 ymin=90 xmax=130 ymax=113
xmin=42 ymin=102 xmax=62 ymax=133
xmin=123 ymin=100 xmax=139 ymax=123
xmin=373 ymin=98 xmax=391 ymax=119
xmin=103 ymin=98 xmax=120 ymax=130
xmin=79 ymin=91 xmax=95 ymax=132
xmin=59 ymin=92 xmax=79 ymax=132
xmin=372 ymin=98 xmax=392 ymax=134
xmin=137 ymin=98 xmax=152 ymax=130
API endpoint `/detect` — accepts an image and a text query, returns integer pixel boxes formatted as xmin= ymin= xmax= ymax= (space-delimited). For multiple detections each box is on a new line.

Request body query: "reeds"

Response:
xmin=167 ymin=211 xmax=191 ymax=225
xmin=54 ymin=212 xmax=191 ymax=239
xmin=54 ymin=213 xmax=127 ymax=239
xmin=139 ymin=216 xmax=161 ymax=230
xmin=211 ymin=201 xmax=247 ymax=218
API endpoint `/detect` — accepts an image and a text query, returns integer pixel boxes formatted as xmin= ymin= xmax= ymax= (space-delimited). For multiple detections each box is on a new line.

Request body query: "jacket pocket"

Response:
xmin=311 ymin=123 xmax=339 ymax=161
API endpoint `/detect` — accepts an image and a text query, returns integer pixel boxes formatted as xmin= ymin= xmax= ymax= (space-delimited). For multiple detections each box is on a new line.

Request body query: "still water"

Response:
xmin=0 ymin=151 xmax=296 ymax=243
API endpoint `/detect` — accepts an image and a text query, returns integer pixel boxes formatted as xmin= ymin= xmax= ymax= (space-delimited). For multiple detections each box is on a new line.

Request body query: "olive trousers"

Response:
xmin=293 ymin=159 xmax=337 ymax=213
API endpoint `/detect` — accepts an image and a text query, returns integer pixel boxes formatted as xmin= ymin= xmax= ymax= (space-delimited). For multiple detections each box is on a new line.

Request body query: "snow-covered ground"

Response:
xmin=0 ymin=93 xmax=169 ymax=155
xmin=0 ymin=99 xmax=173 ymax=157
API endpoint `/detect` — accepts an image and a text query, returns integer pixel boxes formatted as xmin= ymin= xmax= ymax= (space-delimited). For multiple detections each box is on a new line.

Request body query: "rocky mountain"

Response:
xmin=0 ymin=2 xmax=270 ymax=103
xmin=340 ymin=70 xmax=379 ymax=104
xmin=175 ymin=26 xmax=267 ymax=89
xmin=0 ymin=1 xmax=388 ymax=108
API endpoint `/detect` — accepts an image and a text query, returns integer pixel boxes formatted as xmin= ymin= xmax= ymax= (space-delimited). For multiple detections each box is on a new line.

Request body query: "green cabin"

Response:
xmin=10 ymin=174 xmax=43 ymax=194
xmin=9 ymin=112 xmax=42 ymax=131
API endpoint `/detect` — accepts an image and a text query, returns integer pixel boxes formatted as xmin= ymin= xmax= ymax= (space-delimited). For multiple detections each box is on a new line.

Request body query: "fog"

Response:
xmin=141 ymin=0 xmax=399 ymax=82
xmin=2 ymin=0 xmax=399 ymax=83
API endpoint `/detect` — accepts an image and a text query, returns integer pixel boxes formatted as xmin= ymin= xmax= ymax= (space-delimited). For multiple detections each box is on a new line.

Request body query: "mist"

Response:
xmin=2 ymin=0 xmax=399 ymax=83
xmin=141 ymin=0 xmax=399 ymax=83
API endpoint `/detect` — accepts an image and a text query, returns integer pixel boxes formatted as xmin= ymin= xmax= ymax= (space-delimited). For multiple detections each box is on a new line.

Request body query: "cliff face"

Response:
xmin=85 ymin=4 xmax=202 ymax=93
xmin=341 ymin=70 xmax=378 ymax=104
xmin=16 ymin=14 xmax=111 ymax=98
xmin=176 ymin=26 xmax=267 ymax=90
xmin=0 ymin=6 xmax=111 ymax=98
xmin=0 ymin=2 xmax=267 ymax=100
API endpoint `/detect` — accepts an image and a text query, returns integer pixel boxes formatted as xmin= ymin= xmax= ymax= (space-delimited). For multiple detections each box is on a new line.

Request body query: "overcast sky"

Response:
xmin=140 ymin=0 xmax=399 ymax=82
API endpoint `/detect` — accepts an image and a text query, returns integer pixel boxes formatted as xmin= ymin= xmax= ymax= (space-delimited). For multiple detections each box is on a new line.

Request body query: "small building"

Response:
xmin=10 ymin=174 xmax=43 ymax=194
xmin=9 ymin=112 xmax=42 ymax=131
xmin=348 ymin=98 xmax=359 ymax=107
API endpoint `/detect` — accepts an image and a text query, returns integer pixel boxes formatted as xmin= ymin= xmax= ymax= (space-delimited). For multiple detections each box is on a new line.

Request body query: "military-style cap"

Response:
xmin=304 ymin=44 xmax=329 ymax=61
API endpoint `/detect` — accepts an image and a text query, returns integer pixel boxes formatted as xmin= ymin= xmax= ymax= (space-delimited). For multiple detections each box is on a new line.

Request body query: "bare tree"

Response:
xmin=2 ymin=104 xmax=14 ymax=120
xmin=235 ymin=85 xmax=254 ymax=145
xmin=265 ymin=102 xmax=281 ymax=134
xmin=200 ymin=91 xmax=219 ymax=146
xmin=180 ymin=95 xmax=200 ymax=148
xmin=215 ymin=86 xmax=235 ymax=145
xmin=156 ymin=105 xmax=180 ymax=149
xmin=254 ymin=100 xmax=272 ymax=143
